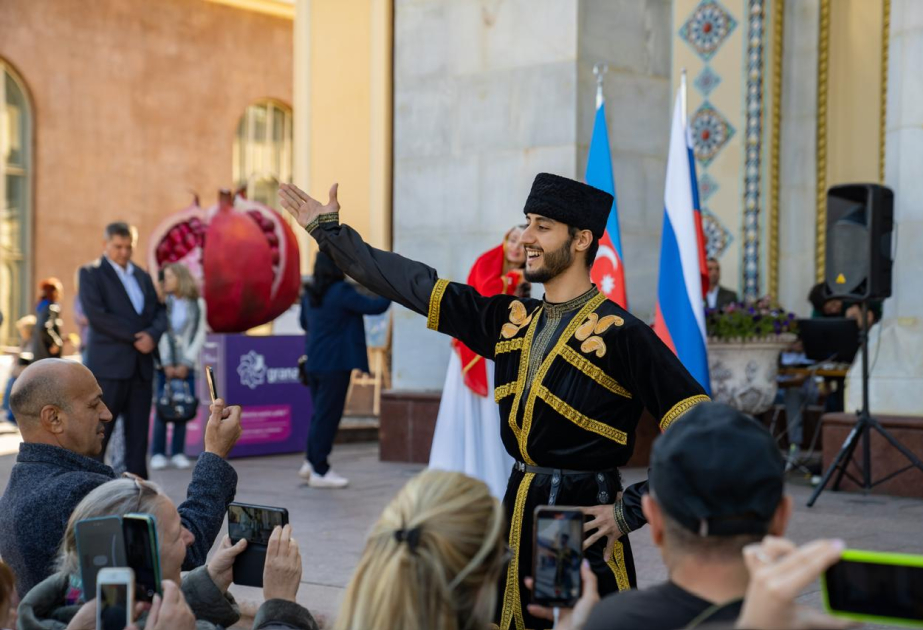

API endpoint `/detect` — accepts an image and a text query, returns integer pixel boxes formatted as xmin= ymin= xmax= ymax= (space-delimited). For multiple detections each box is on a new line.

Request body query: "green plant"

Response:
xmin=706 ymin=297 xmax=798 ymax=341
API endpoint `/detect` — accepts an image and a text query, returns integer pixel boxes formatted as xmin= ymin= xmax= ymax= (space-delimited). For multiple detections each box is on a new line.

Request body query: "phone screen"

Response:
xmin=228 ymin=503 xmax=288 ymax=546
xmin=75 ymin=517 xmax=127 ymax=600
xmin=532 ymin=508 xmax=584 ymax=607
xmin=825 ymin=556 xmax=923 ymax=624
xmin=98 ymin=582 xmax=131 ymax=630
xmin=123 ymin=516 xmax=160 ymax=602
xmin=205 ymin=365 xmax=218 ymax=402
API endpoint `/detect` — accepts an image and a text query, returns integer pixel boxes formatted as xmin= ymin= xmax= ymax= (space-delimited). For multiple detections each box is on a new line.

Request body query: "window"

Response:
xmin=233 ymin=100 xmax=293 ymax=209
xmin=0 ymin=61 xmax=32 ymax=346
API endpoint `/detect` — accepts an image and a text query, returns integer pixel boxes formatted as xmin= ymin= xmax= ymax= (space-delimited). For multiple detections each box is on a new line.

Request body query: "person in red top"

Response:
xmin=429 ymin=225 xmax=529 ymax=497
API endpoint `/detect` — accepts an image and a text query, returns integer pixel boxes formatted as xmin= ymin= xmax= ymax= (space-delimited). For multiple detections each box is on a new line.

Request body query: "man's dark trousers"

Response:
xmin=305 ymin=370 xmax=352 ymax=475
xmin=98 ymin=374 xmax=154 ymax=478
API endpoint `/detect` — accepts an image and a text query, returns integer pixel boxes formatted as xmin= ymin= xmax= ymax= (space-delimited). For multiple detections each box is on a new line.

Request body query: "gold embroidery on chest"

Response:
xmin=495 ymin=338 xmax=524 ymax=355
xmin=595 ymin=314 xmax=624 ymax=333
xmin=580 ymin=336 xmax=606 ymax=358
xmin=501 ymin=301 xmax=535 ymax=339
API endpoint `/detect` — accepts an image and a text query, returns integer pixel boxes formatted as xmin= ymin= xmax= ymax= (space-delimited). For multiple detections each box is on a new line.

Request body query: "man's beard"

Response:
xmin=524 ymin=238 xmax=574 ymax=284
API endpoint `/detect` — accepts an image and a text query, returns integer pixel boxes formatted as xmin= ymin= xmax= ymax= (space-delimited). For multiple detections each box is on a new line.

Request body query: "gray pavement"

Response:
xmin=1 ymin=441 xmax=922 ymax=628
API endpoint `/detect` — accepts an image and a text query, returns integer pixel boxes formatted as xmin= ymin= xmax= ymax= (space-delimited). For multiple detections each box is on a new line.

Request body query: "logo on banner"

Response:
xmin=237 ymin=350 xmax=302 ymax=390
xmin=238 ymin=351 xmax=267 ymax=389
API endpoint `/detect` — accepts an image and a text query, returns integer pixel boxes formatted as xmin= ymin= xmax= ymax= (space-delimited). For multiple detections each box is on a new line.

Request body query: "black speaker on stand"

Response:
xmin=808 ymin=183 xmax=923 ymax=506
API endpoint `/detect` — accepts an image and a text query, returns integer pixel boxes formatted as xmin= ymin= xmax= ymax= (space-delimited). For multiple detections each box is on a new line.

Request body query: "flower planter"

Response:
xmin=707 ymin=335 xmax=795 ymax=415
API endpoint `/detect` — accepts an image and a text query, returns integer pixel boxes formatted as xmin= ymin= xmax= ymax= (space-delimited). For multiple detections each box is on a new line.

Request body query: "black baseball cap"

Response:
xmin=649 ymin=402 xmax=785 ymax=537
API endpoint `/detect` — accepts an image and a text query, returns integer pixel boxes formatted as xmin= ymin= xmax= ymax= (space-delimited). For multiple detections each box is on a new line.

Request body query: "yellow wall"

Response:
xmin=826 ymin=0 xmax=884 ymax=186
xmin=294 ymin=0 xmax=392 ymax=272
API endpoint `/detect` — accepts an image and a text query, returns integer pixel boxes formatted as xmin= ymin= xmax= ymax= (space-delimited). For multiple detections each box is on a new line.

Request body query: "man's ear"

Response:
xmin=39 ymin=405 xmax=64 ymax=434
xmin=642 ymin=494 xmax=665 ymax=547
xmin=768 ymin=495 xmax=793 ymax=537
xmin=573 ymin=229 xmax=593 ymax=253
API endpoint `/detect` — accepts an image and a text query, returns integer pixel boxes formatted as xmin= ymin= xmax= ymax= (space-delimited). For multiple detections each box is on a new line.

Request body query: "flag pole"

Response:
xmin=593 ymin=63 xmax=608 ymax=109
xmin=681 ymin=68 xmax=688 ymax=130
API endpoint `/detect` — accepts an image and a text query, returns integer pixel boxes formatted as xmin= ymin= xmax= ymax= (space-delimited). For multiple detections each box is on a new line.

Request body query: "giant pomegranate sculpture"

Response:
xmin=149 ymin=189 xmax=301 ymax=333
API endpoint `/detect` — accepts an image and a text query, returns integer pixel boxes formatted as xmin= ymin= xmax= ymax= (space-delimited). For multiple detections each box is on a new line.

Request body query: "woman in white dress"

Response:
xmin=429 ymin=226 xmax=528 ymax=498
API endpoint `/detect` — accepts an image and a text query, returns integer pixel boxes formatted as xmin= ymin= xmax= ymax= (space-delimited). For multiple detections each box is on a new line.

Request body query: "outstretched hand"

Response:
xmin=279 ymin=183 xmax=340 ymax=229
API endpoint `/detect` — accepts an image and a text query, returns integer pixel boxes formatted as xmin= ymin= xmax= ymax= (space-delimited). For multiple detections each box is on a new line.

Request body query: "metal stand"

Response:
xmin=807 ymin=302 xmax=923 ymax=507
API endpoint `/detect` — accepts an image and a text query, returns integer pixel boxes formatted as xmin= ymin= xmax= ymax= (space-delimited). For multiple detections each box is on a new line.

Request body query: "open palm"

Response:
xmin=278 ymin=183 xmax=340 ymax=228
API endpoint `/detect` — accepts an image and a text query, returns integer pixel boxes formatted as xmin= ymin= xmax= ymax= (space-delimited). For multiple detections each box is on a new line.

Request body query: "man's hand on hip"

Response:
xmin=204 ymin=398 xmax=243 ymax=459
xmin=134 ymin=331 xmax=155 ymax=354
xmin=582 ymin=492 xmax=624 ymax=561
xmin=278 ymin=183 xmax=339 ymax=229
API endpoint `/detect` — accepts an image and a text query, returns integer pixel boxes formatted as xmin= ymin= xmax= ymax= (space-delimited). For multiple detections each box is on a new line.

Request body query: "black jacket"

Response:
xmin=78 ymin=257 xmax=167 ymax=380
xmin=0 ymin=443 xmax=237 ymax=597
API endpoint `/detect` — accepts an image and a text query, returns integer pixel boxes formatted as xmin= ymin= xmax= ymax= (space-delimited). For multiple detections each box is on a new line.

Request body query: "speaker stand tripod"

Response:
xmin=807 ymin=302 xmax=923 ymax=507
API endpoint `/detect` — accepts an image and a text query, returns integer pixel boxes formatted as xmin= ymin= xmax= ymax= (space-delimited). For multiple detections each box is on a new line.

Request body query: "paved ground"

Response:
xmin=1 ymin=439 xmax=921 ymax=628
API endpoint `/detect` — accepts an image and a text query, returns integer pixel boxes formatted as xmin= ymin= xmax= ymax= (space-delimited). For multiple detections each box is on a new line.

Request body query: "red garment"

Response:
xmin=454 ymin=244 xmax=522 ymax=397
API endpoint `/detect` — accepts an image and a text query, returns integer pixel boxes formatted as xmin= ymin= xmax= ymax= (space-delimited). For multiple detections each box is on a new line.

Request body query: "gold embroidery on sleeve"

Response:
xmin=494 ymin=382 xmax=518 ymax=403
xmin=660 ymin=394 xmax=711 ymax=431
xmin=426 ymin=279 xmax=450 ymax=331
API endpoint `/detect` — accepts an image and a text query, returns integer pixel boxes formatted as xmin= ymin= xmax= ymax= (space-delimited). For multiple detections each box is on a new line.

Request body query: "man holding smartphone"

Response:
xmin=280 ymin=175 xmax=708 ymax=630
xmin=0 ymin=359 xmax=243 ymax=596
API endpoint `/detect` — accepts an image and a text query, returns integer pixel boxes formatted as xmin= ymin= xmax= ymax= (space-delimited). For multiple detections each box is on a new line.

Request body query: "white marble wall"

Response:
xmin=391 ymin=0 xmax=672 ymax=390
xmin=577 ymin=0 xmax=672 ymax=322
xmin=777 ymin=0 xmax=819 ymax=315
xmin=846 ymin=0 xmax=923 ymax=415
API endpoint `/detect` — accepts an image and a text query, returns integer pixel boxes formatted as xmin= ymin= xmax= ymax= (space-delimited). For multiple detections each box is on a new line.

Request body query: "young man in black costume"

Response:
xmin=280 ymin=174 xmax=708 ymax=630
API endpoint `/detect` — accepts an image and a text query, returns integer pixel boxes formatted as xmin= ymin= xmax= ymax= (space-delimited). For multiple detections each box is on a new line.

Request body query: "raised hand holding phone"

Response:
xmin=204 ymin=398 xmax=242 ymax=459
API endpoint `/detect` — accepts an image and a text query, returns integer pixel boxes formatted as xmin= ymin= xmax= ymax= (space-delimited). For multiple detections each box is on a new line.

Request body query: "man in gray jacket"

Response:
xmin=0 ymin=359 xmax=242 ymax=596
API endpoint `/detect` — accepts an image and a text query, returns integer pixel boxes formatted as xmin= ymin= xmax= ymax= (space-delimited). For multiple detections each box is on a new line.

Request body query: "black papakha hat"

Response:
xmin=523 ymin=173 xmax=613 ymax=240
xmin=650 ymin=402 xmax=784 ymax=537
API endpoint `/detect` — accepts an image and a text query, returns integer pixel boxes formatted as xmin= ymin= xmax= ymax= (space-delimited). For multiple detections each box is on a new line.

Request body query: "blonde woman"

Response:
xmin=335 ymin=470 xmax=508 ymax=630
xmin=151 ymin=263 xmax=208 ymax=470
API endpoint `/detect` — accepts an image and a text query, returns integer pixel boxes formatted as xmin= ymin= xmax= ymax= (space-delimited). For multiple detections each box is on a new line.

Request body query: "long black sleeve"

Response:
xmin=312 ymin=221 xmax=436 ymax=315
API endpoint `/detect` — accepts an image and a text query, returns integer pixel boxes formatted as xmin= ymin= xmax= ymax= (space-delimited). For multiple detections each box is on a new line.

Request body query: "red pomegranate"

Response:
xmin=149 ymin=189 xmax=301 ymax=333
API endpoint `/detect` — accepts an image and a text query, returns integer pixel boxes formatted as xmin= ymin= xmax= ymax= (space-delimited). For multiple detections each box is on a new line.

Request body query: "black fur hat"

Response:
xmin=523 ymin=173 xmax=613 ymax=239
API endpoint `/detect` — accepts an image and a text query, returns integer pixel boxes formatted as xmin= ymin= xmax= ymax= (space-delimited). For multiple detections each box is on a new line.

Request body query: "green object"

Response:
xmin=821 ymin=548 xmax=923 ymax=628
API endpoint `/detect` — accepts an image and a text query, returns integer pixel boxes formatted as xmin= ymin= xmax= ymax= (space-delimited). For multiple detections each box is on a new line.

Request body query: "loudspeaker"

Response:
xmin=825 ymin=183 xmax=894 ymax=300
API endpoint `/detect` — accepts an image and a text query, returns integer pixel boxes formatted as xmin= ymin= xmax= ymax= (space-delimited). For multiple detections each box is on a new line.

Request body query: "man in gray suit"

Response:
xmin=79 ymin=222 xmax=166 ymax=478
xmin=705 ymin=258 xmax=739 ymax=311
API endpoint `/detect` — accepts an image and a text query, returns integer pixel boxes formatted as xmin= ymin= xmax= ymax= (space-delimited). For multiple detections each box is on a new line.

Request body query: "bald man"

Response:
xmin=0 ymin=359 xmax=242 ymax=596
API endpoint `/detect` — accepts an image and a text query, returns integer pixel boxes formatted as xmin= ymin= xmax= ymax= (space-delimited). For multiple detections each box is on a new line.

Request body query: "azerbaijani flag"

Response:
xmin=586 ymin=92 xmax=628 ymax=308
xmin=653 ymin=82 xmax=711 ymax=393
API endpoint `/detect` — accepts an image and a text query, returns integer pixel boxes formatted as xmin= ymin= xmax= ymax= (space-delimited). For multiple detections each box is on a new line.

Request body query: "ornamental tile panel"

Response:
xmin=679 ymin=0 xmax=738 ymax=62
xmin=689 ymin=101 xmax=735 ymax=166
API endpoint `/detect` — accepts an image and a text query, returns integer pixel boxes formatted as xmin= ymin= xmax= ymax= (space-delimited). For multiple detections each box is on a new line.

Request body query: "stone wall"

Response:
xmin=0 ymin=0 xmax=293 ymax=335
xmin=392 ymin=0 xmax=671 ymax=390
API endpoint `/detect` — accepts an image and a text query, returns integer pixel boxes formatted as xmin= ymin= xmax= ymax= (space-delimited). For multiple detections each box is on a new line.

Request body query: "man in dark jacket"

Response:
xmin=79 ymin=222 xmax=167 ymax=477
xmin=0 ymin=359 xmax=242 ymax=596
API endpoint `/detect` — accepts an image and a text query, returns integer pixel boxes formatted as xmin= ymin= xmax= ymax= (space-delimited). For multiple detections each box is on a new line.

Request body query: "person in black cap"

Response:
xmin=580 ymin=402 xmax=792 ymax=630
xmin=278 ymin=175 xmax=708 ymax=629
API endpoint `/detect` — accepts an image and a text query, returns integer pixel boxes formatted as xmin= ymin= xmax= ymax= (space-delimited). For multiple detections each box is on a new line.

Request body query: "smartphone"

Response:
xmin=75 ymin=516 xmax=127 ymax=601
xmin=205 ymin=365 xmax=218 ymax=403
xmin=532 ymin=507 xmax=584 ymax=607
xmin=822 ymin=549 xmax=923 ymax=627
xmin=123 ymin=513 xmax=162 ymax=603
xmin=97 ymin=567 xmax=134 ymax=630
xmin=228 ymin=502 xmax=289 ymax=587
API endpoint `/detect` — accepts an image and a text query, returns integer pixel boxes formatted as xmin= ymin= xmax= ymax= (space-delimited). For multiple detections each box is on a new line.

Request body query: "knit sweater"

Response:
xmin=0 ymin=443 xmax=237 ymax=597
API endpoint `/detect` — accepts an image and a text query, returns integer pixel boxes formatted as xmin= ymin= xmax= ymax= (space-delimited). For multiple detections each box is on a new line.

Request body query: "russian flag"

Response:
xmin=653 ymin=84 xmax=711 ymax=394
xmin=586 ymin=94 xmax=628 ymax=308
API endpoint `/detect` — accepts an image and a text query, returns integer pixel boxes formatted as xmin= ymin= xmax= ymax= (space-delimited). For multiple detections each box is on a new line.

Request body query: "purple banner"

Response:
xmin=185 ymin=334 xmax=311 ymax=459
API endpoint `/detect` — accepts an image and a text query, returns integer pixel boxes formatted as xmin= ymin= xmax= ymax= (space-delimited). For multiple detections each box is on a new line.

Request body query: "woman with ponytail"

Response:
xmin=335 ymin=469 xmax=508 ymax=630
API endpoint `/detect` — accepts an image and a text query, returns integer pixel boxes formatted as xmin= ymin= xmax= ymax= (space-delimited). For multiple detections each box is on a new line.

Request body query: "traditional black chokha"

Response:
xmin=305 ymin=173 xmax=708 ymax=630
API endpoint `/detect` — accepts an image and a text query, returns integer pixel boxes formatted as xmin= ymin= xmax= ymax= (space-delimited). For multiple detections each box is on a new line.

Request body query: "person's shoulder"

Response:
xmin=584 ymin=586 xmax=664 ymax=630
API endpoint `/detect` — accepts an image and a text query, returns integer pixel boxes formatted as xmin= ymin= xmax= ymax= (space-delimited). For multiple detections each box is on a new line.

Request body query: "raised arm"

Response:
xmin=279 ymin=183 xmax=517 ymax=359
xmin=280 ymin=183 xmax=434 ymax=314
